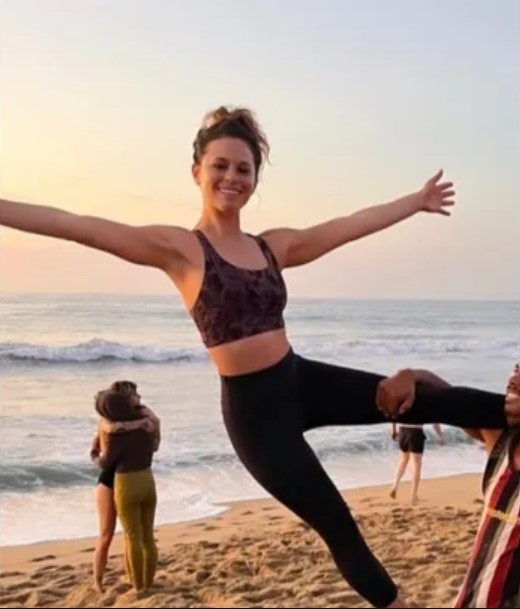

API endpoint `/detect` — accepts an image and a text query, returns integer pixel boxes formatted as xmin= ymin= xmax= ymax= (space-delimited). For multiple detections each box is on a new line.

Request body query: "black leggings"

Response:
xmin=220 ymin=349 xmax=507 ymax=608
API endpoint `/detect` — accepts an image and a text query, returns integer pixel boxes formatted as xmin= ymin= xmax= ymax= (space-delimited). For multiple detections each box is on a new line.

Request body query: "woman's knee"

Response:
xmin=411 ymin=453 xmax=423 ymax=466
xmin=98 ymin=529 xmax=114 ymax=548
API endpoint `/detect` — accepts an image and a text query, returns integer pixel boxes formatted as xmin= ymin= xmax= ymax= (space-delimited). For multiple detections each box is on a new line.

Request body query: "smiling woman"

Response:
xmin=193 ymin=106 xmax=269 ymax=186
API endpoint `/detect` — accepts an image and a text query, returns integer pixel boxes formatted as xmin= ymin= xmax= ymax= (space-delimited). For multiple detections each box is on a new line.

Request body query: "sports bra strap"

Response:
xmin=249 ymin=234 xmax=280 ymax=271
xmin=194 ymin=230 xmax=280 ymax=270
xmin=193 ymin=229 xmax=220 ymax=261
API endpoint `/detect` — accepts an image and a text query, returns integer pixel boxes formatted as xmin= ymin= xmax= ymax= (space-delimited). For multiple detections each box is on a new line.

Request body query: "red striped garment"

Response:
xmin=453 ymin=429 xmax=520 ymax=608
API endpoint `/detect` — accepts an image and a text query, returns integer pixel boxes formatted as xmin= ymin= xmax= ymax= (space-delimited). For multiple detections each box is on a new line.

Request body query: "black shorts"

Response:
xmin=398 ymin=427 xmax=426 ymax=454
xmin=97 ymin=468 xmax=116 ymax=489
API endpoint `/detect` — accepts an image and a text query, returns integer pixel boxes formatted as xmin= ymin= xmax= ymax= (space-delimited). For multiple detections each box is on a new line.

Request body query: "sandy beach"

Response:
xmin=0 ymin=473 xmax=485 ymax=608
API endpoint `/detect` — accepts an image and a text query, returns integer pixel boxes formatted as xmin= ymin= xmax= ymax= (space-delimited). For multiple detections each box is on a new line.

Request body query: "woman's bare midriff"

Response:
xmin=207 ymin=329 xmax=291 ymax=376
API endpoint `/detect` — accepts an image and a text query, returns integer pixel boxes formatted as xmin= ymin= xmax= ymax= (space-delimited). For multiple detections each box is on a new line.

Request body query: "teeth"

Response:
xmin=219 ymin=189 xmax=240 ymax=195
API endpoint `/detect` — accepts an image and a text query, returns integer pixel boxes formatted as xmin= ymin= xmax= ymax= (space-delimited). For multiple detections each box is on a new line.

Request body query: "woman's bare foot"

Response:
xmin=93 ymin=579 xmax=104 ymax=593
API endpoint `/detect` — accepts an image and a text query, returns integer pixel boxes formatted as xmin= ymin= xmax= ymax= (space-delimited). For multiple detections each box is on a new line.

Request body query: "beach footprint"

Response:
xmin=30 ymin=554 xmax=56 ymax=563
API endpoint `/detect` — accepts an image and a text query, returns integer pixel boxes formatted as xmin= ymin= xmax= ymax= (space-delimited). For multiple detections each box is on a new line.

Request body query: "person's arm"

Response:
xmin=90 ymin=432 xmax=101 ymax=462
xmin=464 ymin=429 xmax=502 ymax=454
xmin=432 ymin=423 xmax=444 ymax=444
xmin=93 ymin=433 xmax=123 ymax=471
xmin=152 ymin=417 xmax=161 ymax=452
xmin=101 ymin=405 xmax=161 ymax=448
xmin=464 ymin=428 xmax=485 ymax=442
xmin=261 ymin=170 xmax=454 ymax=268
xmin=100 ymin=410 xmax=161 ymax=452
xmin=139 ymin=405 xmax=161 ymax=452
xmin=412 ymin=370 xmax=452 ymax=390
xmin=100 ymin=417 xmax=149 ymax=434
xmin=390 ymin=422 xmax=398 ymax=442
xmin=0 ymin=198 xmax=193 ymax=270
xmin=377 ymin=368 xmax=452 ymax=416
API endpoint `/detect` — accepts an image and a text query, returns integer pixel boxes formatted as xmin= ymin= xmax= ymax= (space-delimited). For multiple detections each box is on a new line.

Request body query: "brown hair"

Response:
xmin=192 ymin=105 xmax=270 ymax=182
xmin=95 ymin=391 xmax=141 ymax=422
xmin=110 ymin=380 xmax=137 ymax=397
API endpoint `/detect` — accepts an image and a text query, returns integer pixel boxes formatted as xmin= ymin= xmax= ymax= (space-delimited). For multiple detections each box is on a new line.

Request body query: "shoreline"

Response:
xmin=0 ymin=473 xmax=486 ymax=608
xmin=1 ymin=472 xmax=482 ymax=558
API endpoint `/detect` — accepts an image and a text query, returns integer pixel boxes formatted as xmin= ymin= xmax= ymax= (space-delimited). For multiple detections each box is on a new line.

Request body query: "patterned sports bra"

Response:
xmin=189 ymin=230 xmax=287 ymax=348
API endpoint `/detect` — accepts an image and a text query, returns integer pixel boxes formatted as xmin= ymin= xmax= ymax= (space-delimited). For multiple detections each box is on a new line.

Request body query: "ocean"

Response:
xmin=1 ymin=295 xmax=518 ymax=546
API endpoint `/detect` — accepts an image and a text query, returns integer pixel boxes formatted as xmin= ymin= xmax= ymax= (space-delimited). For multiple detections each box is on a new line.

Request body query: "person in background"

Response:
xmin=90 ymin=381 xmax=160 ymax=592
xmin=389 ymin=421 xmax=444 ymax=504
xmin=93 ymin=390 xmax=158 ymax=592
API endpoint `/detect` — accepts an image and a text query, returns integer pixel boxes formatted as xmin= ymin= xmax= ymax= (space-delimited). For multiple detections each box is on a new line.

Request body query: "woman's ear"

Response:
xmin=192 ymin=163 xmax=200 ymax=185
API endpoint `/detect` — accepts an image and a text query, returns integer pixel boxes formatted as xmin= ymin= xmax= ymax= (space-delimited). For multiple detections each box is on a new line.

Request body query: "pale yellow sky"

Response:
xmin=1 ymin=0 xmax=519 ymax=299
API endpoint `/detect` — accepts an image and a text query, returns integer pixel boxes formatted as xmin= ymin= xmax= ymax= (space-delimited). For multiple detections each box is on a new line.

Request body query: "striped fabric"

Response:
xmin=453 ymin=430 xmax=520 ymax=608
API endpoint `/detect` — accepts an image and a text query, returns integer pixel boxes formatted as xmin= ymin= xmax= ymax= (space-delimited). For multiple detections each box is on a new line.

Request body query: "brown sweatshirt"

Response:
xmin=96 ymin=428 xmax=155 ymax=473
xmin=90 ymin=404 xmax=160 ymax=473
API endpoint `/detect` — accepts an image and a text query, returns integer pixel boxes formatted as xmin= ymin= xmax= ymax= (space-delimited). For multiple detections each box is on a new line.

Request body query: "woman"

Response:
xmin=1 ymin=106 xmax=511 ymax=608
xmin=91 ymin=382 xmax=160 ymax=592
xmin=93 ymin=390 xmax=158 ymax=592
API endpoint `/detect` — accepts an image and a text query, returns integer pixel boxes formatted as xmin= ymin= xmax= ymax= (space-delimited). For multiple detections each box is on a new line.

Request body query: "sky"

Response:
xmin=1 ymin=0 xmax=519 ymax=299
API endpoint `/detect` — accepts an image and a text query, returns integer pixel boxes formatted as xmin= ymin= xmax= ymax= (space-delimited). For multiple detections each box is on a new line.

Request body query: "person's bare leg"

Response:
xmin=410 ymin=453 xmax=423 ymax=504
xmin=93 ymin=484 xmax=116 ymax=592
xmin=390 ymin=452 xmax=410 ymax=499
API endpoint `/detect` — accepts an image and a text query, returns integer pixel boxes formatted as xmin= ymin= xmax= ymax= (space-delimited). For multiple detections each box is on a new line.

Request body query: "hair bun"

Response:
xmin=201 ymin=106 xmax=234 ymax=129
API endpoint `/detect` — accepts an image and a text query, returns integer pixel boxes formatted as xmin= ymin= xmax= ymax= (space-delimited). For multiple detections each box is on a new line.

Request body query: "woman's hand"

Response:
xmin=418 ymin=169 xmax=455 ymax=215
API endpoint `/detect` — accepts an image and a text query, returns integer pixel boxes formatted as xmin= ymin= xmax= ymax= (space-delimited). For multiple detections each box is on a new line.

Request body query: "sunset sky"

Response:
xmin=1 ymin=0 xmax=518 ymax=299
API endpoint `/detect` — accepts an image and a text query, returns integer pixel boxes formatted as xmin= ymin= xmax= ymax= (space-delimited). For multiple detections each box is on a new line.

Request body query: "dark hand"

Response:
xmin=377 ymin=370 xmax=417 ymax=418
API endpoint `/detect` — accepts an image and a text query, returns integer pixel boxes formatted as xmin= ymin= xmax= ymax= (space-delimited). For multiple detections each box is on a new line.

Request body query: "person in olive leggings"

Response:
xmin=90 ymin=380 xmax=160 ymax=592
xmin=93 ymin=391 xmax=158 ymax=591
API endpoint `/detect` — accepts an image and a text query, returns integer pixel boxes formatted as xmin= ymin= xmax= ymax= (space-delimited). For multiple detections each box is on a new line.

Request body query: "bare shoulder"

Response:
xmin=146 ymin=224 xmax=197 ymax=253
xmin=144 ymin=225 xmax=202 ymax=269
xmin=258 ymin=227 xmax=296 ymax=268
